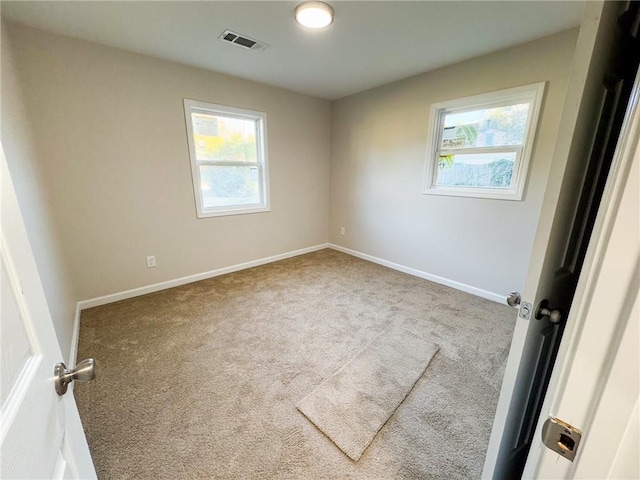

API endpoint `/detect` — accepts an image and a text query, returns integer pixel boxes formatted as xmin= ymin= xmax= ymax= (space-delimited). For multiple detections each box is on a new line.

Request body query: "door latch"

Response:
xmin=541 ymin=416 xmax=582 ymax=461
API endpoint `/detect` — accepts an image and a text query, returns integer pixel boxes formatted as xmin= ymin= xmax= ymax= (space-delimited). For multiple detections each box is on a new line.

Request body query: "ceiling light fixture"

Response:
xmin=294 ymin=1 xmax=334 ymax=29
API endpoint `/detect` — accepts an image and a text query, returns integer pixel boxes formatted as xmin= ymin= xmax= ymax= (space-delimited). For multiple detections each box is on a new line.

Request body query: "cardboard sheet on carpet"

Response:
xmin=297 ymin=323 xmax=439 ymax=461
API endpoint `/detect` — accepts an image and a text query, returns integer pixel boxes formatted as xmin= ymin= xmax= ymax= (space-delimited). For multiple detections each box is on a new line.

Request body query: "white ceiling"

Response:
xmin=1 ymin=1 xmax=585 ymax=100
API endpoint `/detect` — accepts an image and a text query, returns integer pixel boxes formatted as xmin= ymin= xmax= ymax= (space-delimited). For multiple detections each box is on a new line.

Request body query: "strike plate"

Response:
xmin=542 ymin=417 xmax=582 ymax=462
xmin=519 ymin=301 xmax=533 ymax=320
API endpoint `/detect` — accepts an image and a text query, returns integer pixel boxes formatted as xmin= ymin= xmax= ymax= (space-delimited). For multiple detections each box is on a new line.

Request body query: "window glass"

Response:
xmin=440 ymin=103 xmax=530 ymax=149
xmin=191 ymin=113 xmax=258 ymax=163
xmin=436 ymin=152 xmax=517 ymax=189
xmin=199 ymin=165 xmax=260 ymax=208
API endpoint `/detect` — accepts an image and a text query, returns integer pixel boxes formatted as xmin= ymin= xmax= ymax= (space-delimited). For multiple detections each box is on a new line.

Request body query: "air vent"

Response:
xmin=219 ymin=29 xmax=268 ymax=52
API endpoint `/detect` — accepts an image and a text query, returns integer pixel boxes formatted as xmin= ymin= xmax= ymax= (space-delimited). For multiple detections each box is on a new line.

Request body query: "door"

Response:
xmin=483 ymin=1 xmax=640 ymax=477
xmin=526 ymin=66 xmax=640 ymax=479
xmin=0 ymin=145 xmax=96 ymax=479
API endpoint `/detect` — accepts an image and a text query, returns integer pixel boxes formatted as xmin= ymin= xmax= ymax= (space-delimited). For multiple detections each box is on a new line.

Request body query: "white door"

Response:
xmin=482 ymin=1 xmax=633 ymax=477
xmin=525 ymin=68 xmax=640 ymax=479
xmin=0 ymin=145 xmax=96 ymax=479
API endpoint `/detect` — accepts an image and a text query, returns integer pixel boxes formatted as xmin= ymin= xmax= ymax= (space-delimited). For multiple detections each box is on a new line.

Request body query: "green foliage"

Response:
xmin=439 ymin=155 xmax=454 ymax=169
xmin=214 ymin=133 xmax=257 ymax=163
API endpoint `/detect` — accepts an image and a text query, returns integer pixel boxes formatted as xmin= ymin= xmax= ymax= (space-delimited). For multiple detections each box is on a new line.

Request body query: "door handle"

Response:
xmin=506 ymin=291 xmax=522 ymax=307
xmin=535 ymin=300 xmax=563 ymax=324
xmin=54 ymin=358 xmax=96 ymax=395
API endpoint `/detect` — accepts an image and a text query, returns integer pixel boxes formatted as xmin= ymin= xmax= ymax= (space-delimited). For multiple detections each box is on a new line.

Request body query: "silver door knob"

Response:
xmin=54 ymin=358 xmax=96 ymax=395
xmin=535 ymin=300 xmax=563 ymax=324
xmin=506 ymin=291 xmax=522 ymax=307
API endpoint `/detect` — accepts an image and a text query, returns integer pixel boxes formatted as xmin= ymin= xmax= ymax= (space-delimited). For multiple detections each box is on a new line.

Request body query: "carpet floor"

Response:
xmin=75 ymin=249 xmax=516 ymax=479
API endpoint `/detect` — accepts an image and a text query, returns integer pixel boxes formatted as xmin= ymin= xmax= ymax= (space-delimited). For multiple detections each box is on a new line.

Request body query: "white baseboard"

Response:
xmin=76 ymin=243 xmax=329 ymax=311
xmin=328 ymin=243 xmax=505 ymax=304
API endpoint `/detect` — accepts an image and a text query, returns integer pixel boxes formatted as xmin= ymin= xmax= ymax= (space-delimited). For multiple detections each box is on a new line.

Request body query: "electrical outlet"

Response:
xmin=340 ymin=227 xmax=346 ymax=235
xmin=146 ymin=255 xmax=156 ymax=268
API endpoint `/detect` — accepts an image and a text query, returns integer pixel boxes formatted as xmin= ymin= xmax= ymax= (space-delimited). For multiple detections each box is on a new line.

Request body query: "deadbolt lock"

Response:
xmin=541 ymin=416 xmax=582 ymax=462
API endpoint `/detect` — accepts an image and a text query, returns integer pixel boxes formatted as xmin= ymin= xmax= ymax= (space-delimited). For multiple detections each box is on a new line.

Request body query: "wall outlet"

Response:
xmin=340 ymin=227 xmax=346 ymax=235
xmin=146 ymin=255 xmax=156 ymax=268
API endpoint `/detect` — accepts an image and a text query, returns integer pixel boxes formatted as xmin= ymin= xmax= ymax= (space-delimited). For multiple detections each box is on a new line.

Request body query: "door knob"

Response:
xmin=54 ymin=358 xmax=96 ymax=395
xmin=535 ymin=300 xmax=563 ymax=324
xmin=506 ymin=291 xmax=522 ymax=307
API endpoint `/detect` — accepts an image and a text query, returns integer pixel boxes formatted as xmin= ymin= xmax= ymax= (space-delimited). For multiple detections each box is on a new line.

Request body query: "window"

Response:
xmin=423 ymin=82 xmax=545 ymax=200
xmin=184 ymin=99 xmax=270 ymax=217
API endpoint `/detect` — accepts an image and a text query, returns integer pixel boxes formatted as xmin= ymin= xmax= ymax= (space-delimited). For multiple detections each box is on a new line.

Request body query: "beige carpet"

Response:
xmin=297 ymin=323 xmax=439 ymax=461
xmin=75 ymin=249 xmax=516 ymax=479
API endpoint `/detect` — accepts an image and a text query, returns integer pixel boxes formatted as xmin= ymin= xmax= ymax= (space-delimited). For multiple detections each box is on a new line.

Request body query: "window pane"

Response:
xmin=436 ymin=152 xmax=517 ymax=189
xmin=441 ymin=103 xmax=530 ymax=149
xmin=191 ymin=112 xmax=258 ymax=163
xmin=199 ymin=165 xmax=260 ymax=208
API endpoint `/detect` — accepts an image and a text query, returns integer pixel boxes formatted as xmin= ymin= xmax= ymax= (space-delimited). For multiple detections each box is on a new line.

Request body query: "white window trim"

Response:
xmin=422 ymin=82 xmax=546 ymax=201
xmin=183 ymin=99 xmax=271 ymax=218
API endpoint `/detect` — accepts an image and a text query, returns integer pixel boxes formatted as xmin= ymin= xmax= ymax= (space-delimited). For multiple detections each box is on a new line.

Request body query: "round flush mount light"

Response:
xmin=294 ymin=1 xmax=334 ymax=29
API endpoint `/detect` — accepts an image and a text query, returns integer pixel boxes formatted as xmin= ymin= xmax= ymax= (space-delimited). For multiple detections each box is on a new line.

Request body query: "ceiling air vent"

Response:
xmin=219 ymin=30 xmax=268 ymax=52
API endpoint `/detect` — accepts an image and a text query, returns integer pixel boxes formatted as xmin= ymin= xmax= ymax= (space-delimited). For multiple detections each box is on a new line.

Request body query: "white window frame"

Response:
xmin=184 ymin=99 xmax=270 ymax=218
xmin=422 ymin=82 xmax=546 ymax=201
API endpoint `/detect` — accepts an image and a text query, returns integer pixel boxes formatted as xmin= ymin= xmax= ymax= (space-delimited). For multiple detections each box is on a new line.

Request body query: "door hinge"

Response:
xmin=542 ymin=416 xmax=582 ymax=461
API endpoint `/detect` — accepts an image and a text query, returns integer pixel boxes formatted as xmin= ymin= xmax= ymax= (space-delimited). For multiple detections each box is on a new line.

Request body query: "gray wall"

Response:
xmin=1 ymin=24 xmax=78 ymax=361
xmin=329 ymin=29 xmax=578 ymax=297
xmin=4 ymin=23 xmax=332 ymax=302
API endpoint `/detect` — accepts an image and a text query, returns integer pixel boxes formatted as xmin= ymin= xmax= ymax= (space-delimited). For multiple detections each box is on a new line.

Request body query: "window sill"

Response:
xmin=196 ymin=205 xmax=271 ymax=218
xmin=422 ymin=186 xmax=523 ymax=201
